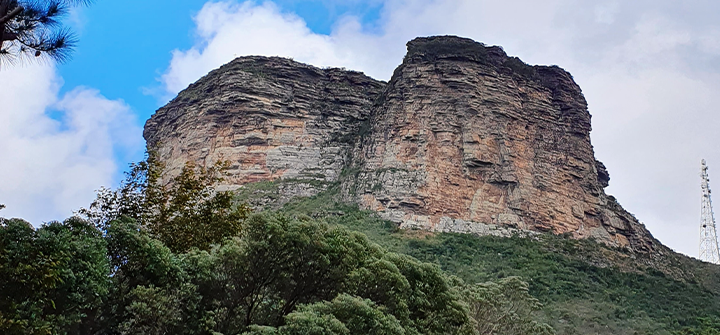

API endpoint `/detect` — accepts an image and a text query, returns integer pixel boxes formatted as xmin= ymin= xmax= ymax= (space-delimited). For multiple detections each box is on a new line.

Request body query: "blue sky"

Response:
xmin=2 ymin=0 xmax=720 ymax=258
xmin=58 ymin=0 xmax=384 ymax=129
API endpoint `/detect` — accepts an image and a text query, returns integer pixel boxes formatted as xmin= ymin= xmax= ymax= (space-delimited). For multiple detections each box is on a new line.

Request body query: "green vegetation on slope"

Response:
xmin=267 ymin=182 xmax=720 ymax=335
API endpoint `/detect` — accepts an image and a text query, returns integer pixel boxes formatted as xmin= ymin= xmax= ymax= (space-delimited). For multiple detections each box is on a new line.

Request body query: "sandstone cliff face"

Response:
xmin=145 ymin=56 xmax=385 ymax=195
xmin=345 ymin=36 xmax=654 ymax=252
xmin=144 ymin=36 xmax=657 ymax=252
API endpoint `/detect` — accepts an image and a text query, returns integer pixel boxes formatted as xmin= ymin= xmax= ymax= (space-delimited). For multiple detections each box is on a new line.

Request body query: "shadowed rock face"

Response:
xmin=145 ymin=36 xmax=658 ymax=252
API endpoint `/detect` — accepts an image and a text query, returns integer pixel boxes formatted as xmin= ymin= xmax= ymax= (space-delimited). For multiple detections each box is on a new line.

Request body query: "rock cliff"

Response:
xmin=145 ymin=56 xmax=385 ymax=197
xmin=145 ymin=36 xmax=658 ymax=252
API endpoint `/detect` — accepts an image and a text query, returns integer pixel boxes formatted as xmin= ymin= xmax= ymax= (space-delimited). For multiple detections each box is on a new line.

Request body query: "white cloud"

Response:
xmin=160 ymin=0 xmax=720 ymax=258
xmin=0 ymin=64 xmax=142 ymax=225
xmin=162 ymin=1 xmax=355 ymax=94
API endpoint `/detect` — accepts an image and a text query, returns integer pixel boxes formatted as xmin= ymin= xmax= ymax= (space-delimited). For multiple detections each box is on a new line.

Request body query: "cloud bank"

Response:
xmin=159 ymin=0 xmax=720 ymax=258
xmin=0 ymin=65 xmax=142 ymax=225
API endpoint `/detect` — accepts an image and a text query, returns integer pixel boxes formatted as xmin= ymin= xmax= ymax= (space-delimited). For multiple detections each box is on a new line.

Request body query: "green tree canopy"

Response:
xmin=270 ymin=294 xmax=406 ymax=335
xmin=1 ymin=211 xmax=555 ymax=334
xmin=462 ymin=276 xmax=555 ymax=335
xmin=104 ymin=214 xmax=481 ymax=335
xmin=0 ymin=217 xmax=109 ymax=334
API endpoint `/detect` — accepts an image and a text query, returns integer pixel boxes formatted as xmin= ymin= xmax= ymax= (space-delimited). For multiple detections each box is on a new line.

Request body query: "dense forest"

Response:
xmin=1 ymin=156 xmax=719 ymax=334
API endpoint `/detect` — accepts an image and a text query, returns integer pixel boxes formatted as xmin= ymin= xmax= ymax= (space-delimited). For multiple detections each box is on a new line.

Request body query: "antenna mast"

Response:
xmin=700 ymin=159 xmax=720 ymax=264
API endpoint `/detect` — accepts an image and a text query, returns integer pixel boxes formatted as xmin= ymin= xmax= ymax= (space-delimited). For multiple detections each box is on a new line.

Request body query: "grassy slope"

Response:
xmin=238 ymin=181 xmax=720 ymax=335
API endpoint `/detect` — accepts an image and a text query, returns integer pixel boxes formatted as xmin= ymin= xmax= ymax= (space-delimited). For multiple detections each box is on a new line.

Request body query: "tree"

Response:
xmin=0 ymin=0 xmax=93 ymax=66
xmin=147 ymin=159 xmax=250 ymax=252
xmin=80 ymin=151 xmax=251 ymax=253
xmin=174 ymin=214 xmax=475 ymax=335
xmin=276 ymin=294 xmax=405 ymax=335
xmin=103 ymin=214 xmax=480 ymax=335
xmin=0 ymin=217 xmax=110 ymax=334
xmin=462 ymin=277 xmax=555 ymax=335
xmin=99 ymin=217 xmax=191 ymax=334
xmin=180 ymin=214 xmax=384 ymax=334
xmin=674 ymin=317 xmax=720 ymax=335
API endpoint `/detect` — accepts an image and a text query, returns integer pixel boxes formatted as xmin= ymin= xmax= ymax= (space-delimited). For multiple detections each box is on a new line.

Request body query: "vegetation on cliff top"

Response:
xmin=404 ymin=36 xmax=539 ymax=80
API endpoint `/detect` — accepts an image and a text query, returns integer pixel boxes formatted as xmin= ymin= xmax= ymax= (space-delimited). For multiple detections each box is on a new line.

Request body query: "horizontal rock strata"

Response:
xmin=345 ymin=36 xmax=655 ymax=252
xmin=145 ymin=36 xmax=658 ymax=252
xmin=145 ymin=56 xmax=385 ymax=195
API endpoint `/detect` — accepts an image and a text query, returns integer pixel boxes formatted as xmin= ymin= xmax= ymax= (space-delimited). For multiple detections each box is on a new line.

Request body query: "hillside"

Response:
xmin=255 ymin=182 xmax=720 ymax=334
xmin=140 ymin=35 xmax=720 ymax=333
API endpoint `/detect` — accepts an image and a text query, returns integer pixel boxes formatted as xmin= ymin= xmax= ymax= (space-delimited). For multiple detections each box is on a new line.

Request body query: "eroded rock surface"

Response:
xmin=145 ymin=56 xmax=385 ymax=196
xmin=345 ymin=36 xmax=654 ymax=251
xmin=144 ymin=36 xmax=658 ymax=252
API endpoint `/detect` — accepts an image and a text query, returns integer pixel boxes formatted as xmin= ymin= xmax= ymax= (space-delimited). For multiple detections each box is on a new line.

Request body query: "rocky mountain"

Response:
xmin=145 ymin=36 xmax=658 ymax=253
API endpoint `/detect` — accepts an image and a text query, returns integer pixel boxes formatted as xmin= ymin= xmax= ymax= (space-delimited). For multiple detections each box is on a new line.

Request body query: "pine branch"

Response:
xmin=0 ymin=0 xmax=95 ymax=67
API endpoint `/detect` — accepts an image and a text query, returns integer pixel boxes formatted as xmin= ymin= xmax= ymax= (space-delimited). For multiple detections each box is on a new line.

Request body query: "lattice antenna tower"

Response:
xmin=700 ymin=159 xmax=720 ymax=264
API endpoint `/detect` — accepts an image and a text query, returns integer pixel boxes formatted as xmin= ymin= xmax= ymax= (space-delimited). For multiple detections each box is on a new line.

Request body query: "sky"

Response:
xmin=1 ymin=0 xmax=719 ymax=259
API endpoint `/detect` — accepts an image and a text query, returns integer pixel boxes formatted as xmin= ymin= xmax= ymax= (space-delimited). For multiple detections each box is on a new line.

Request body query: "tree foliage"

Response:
xmin=0 ymin=0 xmax=93 ymax=66
xmin=140 ymin=214 xmax=473 ymax=335
xmin=0 ymin=217 xmax=109 ymax=334
xmin=80 ymin=152 xmax=250 ymax=253
xmin=1 ymin=208 xmax=556 ymax=334
xmin=674 ymin=317 xmax=720 ymax=335
xmin=462 ymin=277 xmax=554 ymax=335
xmin=269 ymin=294 xmax=406 ymax=335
